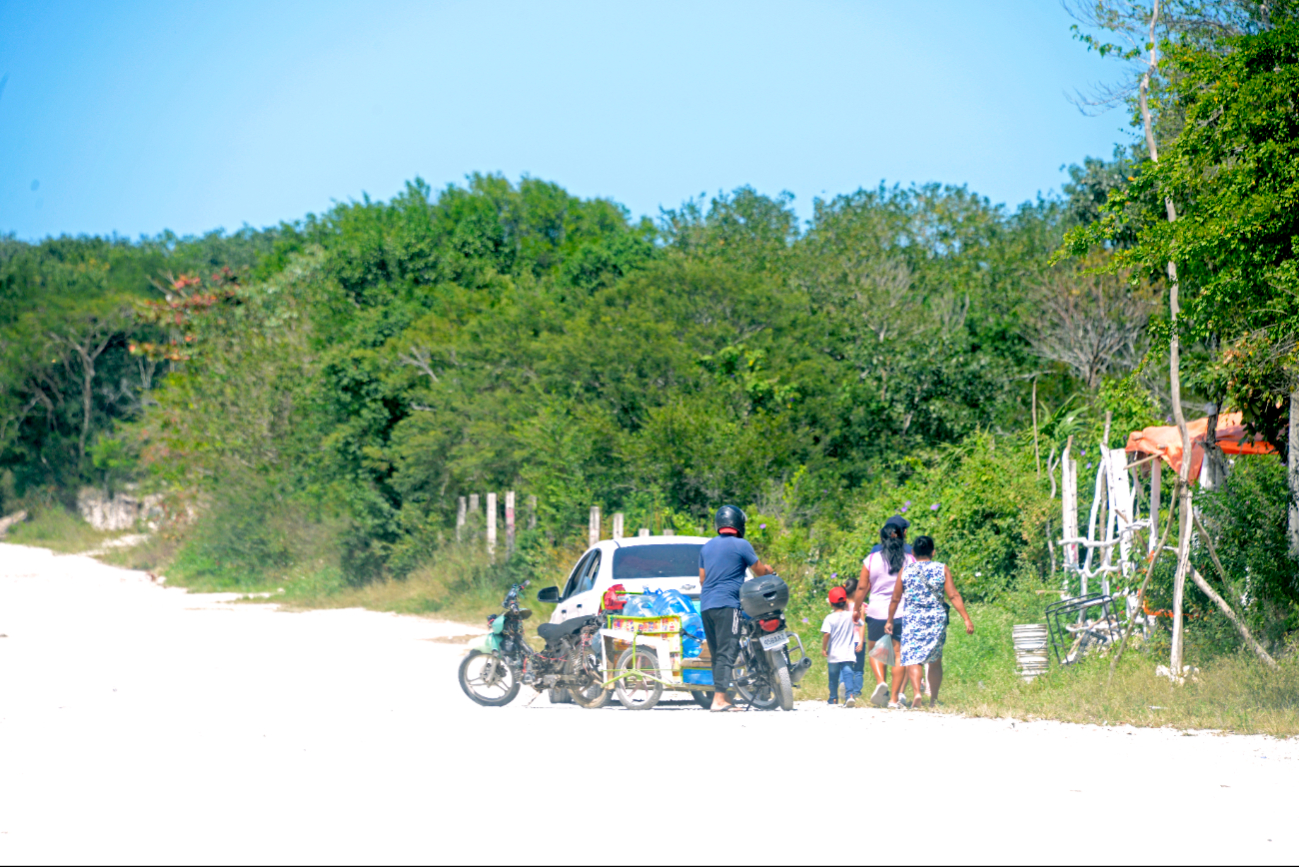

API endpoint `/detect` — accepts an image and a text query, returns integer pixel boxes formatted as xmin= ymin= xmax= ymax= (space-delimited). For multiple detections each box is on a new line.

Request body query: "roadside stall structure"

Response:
xmin=1044 ymin=410 xmax=1279 ymax=671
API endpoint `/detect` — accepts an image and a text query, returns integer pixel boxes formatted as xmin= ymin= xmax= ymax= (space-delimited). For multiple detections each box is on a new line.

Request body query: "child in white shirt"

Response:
xmin=821 ymin=585 xmax=863 ymax=706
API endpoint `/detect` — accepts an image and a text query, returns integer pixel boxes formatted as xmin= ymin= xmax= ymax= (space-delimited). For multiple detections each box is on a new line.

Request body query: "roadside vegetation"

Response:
xmin=3 ymin=4 xmax=1296 ymax=734
xmin=5 ymin=504 xmax=126 ymax=554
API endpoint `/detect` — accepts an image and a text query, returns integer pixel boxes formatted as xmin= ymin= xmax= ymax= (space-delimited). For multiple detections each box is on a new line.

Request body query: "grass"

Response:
xmin=274 ymin=544 xmax=559 ymax=626
xmin=5 ymin=505 xmax=126 ymax=554
xmin=785 ymin=596 xmax=1299 ymax=737
xmin=105 ymin=526 xmax=568 ymax=627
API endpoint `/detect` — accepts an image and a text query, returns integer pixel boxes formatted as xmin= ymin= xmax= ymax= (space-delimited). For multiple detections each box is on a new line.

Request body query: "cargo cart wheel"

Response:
xmin=613 ymin=647 xmax=663 ymax=710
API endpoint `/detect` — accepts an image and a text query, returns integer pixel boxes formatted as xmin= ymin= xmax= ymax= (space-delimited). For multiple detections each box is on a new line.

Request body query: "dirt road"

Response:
xmin=1 ymin=543 xmax=1293 ymax=864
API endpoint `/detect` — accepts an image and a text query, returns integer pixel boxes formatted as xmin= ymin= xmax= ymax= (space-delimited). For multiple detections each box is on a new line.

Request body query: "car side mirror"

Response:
xmin=536 ymin=586 xmax=560 ymax=603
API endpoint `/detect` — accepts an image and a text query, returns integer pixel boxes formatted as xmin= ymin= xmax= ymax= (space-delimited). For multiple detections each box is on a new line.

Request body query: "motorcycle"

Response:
xmin=730 ymin=574 xmax=812 ymax=711
xmin=457 ymin=580 xmax=609 ymax=708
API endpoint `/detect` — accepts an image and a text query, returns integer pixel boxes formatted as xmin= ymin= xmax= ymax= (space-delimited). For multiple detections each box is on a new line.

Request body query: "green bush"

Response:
xmin=1195 ymin=454 xmax=1299 ymax=651
xmin=169 ymin=482 xmax=338 ymax=590
xmin=807 ymin=433 xmax=1055 ymax=601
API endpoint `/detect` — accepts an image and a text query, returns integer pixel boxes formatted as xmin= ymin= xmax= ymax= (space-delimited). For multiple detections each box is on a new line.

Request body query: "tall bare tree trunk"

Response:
xmin=1134 ymin=0 xmax=1194 ymax=677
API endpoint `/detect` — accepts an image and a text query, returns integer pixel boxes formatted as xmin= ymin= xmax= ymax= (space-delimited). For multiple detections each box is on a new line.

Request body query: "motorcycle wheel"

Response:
xmin=768 ymin=651 xmax=794 ymax=712
xmin=734 ymin=647 xmax=794 ymax=710
xmin=564 ymin=653 xmax=610 ymax=709
xmin=458 ymin=651 xmax=520 ymax=707
xmin=613 ymin=647 xmax=663 ymax=710
xmin=733 ymin=647 xmax=776 ymax=709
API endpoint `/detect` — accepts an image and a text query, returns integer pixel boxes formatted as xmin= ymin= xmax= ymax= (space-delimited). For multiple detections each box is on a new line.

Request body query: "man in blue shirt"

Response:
xmin=698 ymin=505 xmax=774 ymax=712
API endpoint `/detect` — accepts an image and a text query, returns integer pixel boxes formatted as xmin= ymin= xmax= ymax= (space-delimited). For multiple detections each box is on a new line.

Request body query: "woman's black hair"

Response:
xmin=841 ymin=576 xmax=859 ymax=597
xmin=880 ymin=524 xmax=906 ymax=575
xmin=914 ymin=535 xmax=935 ymax=558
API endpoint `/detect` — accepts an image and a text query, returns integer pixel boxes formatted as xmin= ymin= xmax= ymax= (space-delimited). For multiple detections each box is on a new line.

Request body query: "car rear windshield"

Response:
xmin=611 ymin=544 xmax=703 ymax=580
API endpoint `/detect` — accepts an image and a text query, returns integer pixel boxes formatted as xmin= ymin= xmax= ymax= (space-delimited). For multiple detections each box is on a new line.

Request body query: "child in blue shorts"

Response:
xmin=821 ymin=585 xmax=863 ymax=706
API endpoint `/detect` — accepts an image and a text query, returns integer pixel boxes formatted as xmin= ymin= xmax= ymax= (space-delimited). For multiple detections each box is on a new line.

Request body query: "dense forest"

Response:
xmin=3 ymin=3 xmax=1297 ymax=660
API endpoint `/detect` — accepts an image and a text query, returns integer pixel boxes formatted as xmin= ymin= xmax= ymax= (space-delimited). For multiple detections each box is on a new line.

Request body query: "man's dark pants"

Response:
xmin=702 ymin=607 xmax=740 ymax=692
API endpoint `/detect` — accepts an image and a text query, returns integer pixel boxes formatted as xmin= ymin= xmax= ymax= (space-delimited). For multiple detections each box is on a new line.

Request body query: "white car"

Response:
xmin=536 ymin=534 xmax=711 ymax=623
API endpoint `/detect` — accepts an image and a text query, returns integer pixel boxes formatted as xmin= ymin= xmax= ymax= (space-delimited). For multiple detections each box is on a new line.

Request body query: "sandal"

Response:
xmin=710 ymin=704 xmax=745 ymax=713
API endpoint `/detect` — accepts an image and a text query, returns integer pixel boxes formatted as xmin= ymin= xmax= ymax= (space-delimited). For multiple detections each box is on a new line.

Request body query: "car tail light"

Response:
xmin=760 ymin=618 xmax=782 ymax=632
xmin=603 ymin=583 xmax=628 ymax=612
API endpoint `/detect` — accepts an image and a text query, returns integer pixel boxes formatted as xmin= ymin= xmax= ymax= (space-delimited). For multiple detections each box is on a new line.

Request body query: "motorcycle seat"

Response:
xmin=537 ymin=616 xmax=594 ymax=644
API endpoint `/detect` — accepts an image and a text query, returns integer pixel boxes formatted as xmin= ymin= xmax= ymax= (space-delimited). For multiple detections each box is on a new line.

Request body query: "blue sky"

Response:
xmin=0 ymin=1 xmax=1131 ymax=240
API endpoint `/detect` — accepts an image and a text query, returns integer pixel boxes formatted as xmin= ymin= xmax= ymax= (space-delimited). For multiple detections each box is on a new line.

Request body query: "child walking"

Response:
xmin=821 ymin=586 xmax=863 ymax=706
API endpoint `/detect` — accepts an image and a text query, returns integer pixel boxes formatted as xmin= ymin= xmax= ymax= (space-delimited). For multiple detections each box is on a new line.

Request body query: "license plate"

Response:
xmin=760 ymin=630 xmax=788 ymax=651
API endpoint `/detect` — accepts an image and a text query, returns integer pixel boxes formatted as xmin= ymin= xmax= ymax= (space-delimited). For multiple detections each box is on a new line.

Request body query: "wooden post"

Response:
xmin=1149 ymin=459 xmax=1161 ymax=555
xmin=663 ymin=528 xmax=675 ymax=536
xmin=1290 ymin=390 xmax=1299 ymax=557
xmin=1061 ymin=436 xmax=1079 ymax=594
xmin=1080 ymin=454 xmax=1105 ymax=597
xmin=528 ymin=495 xmax=537 ymax=531
xmin=1105 ymin=446 xmax=1135 ymax=588
xmin=457 ymin=496 xmax=466 ymax=543
xmin=505 ymin=491 xmax=515 ymax=554
xmin=1080 ymin=415 xmax=1111 ymax=600
xmin=1170 ymin=488 xmax=1192 ymax=677
xmin=612 ymin=512 xmax=624 ymax=540
xmin=486 ymin=492 xmax=497 ymax=559
xmin=589 ymin=506 xmax=600 ymax=549
xmin=468 ymin=493 xmax=479 ymax=521
xmin=638 ymin=528 xmax=650 ymax=537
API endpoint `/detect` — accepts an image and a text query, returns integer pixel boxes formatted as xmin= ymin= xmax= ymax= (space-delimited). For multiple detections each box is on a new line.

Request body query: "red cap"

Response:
xmin=828 ymin=586 xmax=847 ymax=604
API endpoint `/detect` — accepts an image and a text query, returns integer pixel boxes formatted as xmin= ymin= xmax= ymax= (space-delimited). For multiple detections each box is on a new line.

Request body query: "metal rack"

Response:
xmin=1045 ymin=594 xmax=1120 ymax=666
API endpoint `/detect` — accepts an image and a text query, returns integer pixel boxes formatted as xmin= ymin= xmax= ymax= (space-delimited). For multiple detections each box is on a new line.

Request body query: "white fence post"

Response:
xmin=528 ymin=495 xmax=537 ymax=530
xmin=505 ymin=491 xmax=515 ymax=554
xmin=589 ymin=506 xmax=600 ymax=549
xmin=457 ymin=496 xmax=466 ymax=542
xmin=638 ymin=528 xmax=650 ymax=537
xmin=487 ymin=492 xmax=497 ymax=559
xmin=612 ymin=512 xmax=624 ymax=540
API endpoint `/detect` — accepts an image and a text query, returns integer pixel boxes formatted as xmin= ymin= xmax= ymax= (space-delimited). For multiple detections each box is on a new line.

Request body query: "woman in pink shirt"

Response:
xmin=852 ymin=517 xmax=915 ymax=707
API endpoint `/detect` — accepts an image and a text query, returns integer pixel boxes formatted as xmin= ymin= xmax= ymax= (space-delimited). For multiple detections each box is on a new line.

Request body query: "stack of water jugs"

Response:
xmin=619 ymin=588 xmax=705 ymax=659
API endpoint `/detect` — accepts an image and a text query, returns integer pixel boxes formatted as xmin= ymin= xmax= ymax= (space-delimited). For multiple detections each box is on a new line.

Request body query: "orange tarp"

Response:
xmin=1124 ymin=411 xmax=1277 ymax=481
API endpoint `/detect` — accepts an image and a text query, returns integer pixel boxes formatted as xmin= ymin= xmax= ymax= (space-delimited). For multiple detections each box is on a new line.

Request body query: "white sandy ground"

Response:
xmin=0 ymin=543 xmax=1295 ymax=865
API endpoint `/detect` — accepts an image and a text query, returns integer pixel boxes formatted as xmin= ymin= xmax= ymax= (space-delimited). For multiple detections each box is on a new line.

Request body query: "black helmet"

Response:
xmin=714 ymin=505 xmax=747 ymax=538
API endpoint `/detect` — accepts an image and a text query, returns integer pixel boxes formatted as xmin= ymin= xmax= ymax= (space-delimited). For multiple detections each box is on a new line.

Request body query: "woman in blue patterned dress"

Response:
xmin=884 ymin=535 xmax=974 ymax=709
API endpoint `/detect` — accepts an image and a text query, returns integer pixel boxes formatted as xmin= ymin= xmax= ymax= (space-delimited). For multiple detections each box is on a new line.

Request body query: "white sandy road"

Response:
xmin=0 ymin=543 xmax=1294 ymax=865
